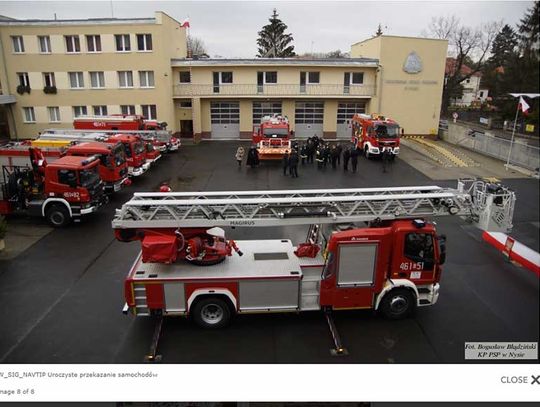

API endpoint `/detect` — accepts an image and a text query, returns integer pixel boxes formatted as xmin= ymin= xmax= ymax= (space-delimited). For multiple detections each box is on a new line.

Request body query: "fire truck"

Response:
xmin=0 ymin=140 xmax=129 ymax=193
xmin=73 ymin=115 xmax=180 ymax=152
xmin=37 ymin=131 xmax=151 ymax=177
xmin=1 ymin=148 xmax=106 ymax=227
xmin=351 ymin=113 xmax=400 ymax=159
xmin=112 ymin=180 xmax=515 ymax=339
xmin=252 ymin=115 xmax=292 ymax=160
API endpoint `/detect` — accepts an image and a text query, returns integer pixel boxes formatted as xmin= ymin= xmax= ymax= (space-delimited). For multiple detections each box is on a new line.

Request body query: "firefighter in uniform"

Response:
xmin=330 ymin=145 xmax=339 ymax=169
xmin=300 ymin=143 xmax=308 ymax=165
xmin=282 ymin=151 xmax=290 ymax=176
xmin=350 ymin=147 xmax=359 ymax=173
xmin=306 ymin=138 xmax=315 ymax=164
xmin=315 ymin=146 xmax=324 ymax=169
xmin=289 ymin=149 xmax=299 ymax=178
xmin=343 ymin=146 xmax=351 ymax=171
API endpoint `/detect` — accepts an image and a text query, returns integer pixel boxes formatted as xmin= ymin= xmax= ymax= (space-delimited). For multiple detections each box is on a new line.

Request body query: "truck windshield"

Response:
xmin=134 ymin=141 xmax=145 ymax=155
xmin=374 ymin=124 xmax=399 ymax=139
xmin=79 ymin=166 xmax=100 ymax=188
xmin=146 ymin=143 xmax=155 ymax=152
xmin=113 ymin=145 xmax=126 ymax=166
xmin=123 ymin=142 xmax=132 ymax=158
xmin=263 ymin=128 xmax=289 ymax=138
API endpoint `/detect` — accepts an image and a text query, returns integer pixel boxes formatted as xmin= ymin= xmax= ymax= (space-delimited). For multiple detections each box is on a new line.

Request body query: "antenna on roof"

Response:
xmin=110 ymin=0 xmax=114 ymax=18
xmin=54 ymin=13 xmax=57 ymax=20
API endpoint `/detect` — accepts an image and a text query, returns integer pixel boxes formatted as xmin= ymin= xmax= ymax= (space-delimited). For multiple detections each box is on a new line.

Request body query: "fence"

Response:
xmin=440 ymin=122 xmax=540 ymax=171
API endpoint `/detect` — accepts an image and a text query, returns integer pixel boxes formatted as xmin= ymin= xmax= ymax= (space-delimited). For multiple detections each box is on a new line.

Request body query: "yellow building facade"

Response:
xmin=0 ymin=12 xmax=447 ymax=140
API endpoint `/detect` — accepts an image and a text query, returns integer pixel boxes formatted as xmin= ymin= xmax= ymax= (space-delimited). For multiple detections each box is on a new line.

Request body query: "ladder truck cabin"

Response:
xmin=112 ymin=180 xmax=515 ymax=329
xmin=72 ymin=115 xmax=180 ymax=152
xmin=1 ymin=148 xmax=106 ymax=227
xmin=252 ymin=115 xmax=292 ymax=160
xmin=0 ymin=141 xmax=130 ymax=194
xmin=352 ymin=113 xmax=400 ymax=159
xmin=37 ymin=131 xmax=151 ymax=177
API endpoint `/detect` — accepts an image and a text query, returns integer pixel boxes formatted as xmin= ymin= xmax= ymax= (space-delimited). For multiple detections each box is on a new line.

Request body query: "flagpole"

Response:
xmin=505 ymin=100 xmax=520 ymax=170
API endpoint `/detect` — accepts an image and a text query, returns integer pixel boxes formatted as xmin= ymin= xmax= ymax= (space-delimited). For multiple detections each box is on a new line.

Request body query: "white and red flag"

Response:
xmin=181 ymin=19 xmax=190 ymax=28
xmin=518 ymin=96 xmax=530 ymax=114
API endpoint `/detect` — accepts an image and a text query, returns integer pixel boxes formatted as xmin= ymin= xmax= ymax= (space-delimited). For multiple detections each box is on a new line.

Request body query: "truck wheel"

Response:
xmin=46 ymin=205 xmax=71 ymax=228
xmin=380 ymin=288 xmax=415 ymax=320
xmin=192 ymin=297 xmax=232 ymax=329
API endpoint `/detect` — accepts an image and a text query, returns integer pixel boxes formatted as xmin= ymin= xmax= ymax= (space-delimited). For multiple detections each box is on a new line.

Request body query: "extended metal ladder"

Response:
xmin=40 ymin=128 xmax=173 ymax=142
xmin=112 ymin=180 xmax=515 ymax=232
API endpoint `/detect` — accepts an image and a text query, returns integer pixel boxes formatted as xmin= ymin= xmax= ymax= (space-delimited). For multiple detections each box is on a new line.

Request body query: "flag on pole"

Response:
xmin=518 ymin=96 xmax=530 ymax=114
xmin=181 ymin=18 xmax=190 ymax=28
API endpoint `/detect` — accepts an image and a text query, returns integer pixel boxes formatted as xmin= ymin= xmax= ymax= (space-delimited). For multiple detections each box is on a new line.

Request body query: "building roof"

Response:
xmin=445 ymin=58 xmax=482 ymax=77
xmin=0 ymin=15 xmax=155 ymax=26
xmin=171 ymin=58 xmax=379 ymax=67
xmin=351 ymin=34 xmax=448 ymax=47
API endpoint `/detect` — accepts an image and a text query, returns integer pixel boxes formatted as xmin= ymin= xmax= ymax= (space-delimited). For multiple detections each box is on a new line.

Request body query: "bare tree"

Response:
xmin=187 ymin=35 xmax=209 ymax=58
xmin=424 ymin=16 xmax=501 ymax=112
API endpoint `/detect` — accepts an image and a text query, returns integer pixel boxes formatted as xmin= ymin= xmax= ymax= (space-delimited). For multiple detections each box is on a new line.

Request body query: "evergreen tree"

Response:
xmin=375 ymin=23 xmax=383 ymax=36
xmin=488 ymin=24 xmax=518 ymax=68
xmin=517 ymin=0 xmax=539 ymax=60
xmin=256 ymin=9 xmax=295 ymax=57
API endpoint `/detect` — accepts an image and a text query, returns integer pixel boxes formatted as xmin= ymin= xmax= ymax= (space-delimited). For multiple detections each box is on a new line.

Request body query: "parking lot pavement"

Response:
xmin=0 ymin=141 xmax=538 ymax=363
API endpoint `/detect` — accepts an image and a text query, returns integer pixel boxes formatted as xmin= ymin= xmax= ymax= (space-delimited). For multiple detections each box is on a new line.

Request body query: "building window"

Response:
xmin=307 ymin=72 xmax=320 ymax=84
xmin=351 ymin=72 xmax=364 ymax=84
xmin=139 ymin=71 xmax=154 ymax=88
xmin=68 ymin=72 xmax=84 ymax=89
xmin=48 ymin=106 xmax=61 ymax=122
xmin=179 ymin=101 xmax=192 ymax=108
xmin=22 ymin=107 xmax=35 ymax=123
xmin=90 ymin=71 xmax=105 ymax=88
xmin=11 ymin=36 xmax=24 ymax=53
xmin=73 ymin=106 xmax=88 ymax=117
xmin=121 ymin=105 xmax=136 ymax=115
xmin=118 ymin=71 xmax=134 ymax=88
xmin=264 ymin=71 xmax=277 ymax=83
xmin=136 ymin=34 xmax=152 ymax=51
xmin=141 ymin=104 xmax=157 ymax=120
xmin=43 ymin=72 xmax=56 ymax=87
xmin=115 ymin=34 xmax=131 ymax=52
xmin=93 ymin=105 xmax=108 ymax=116
xmin=220 ymin=72 xmax=233 ymax=83
xmin=86 ymin=35 xmax=102 ymax=52
xmin=65 ymin=35 xmax=80 ymax=53
xmin=179 ymin=71 xmax=191 ymax=83
xmin=38 ymin=36 xmax=51 ymax=53
xmin=17 ymin=72 xmax=30 ymax=87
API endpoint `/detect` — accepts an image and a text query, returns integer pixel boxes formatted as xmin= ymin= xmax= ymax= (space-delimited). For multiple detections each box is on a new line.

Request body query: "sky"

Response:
xmin=0 ymin=0 xmax=534 ymax=57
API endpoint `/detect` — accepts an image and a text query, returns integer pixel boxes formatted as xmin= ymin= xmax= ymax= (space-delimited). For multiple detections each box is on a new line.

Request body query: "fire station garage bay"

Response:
xmin=173 ymin=36 xmax=448 ymax=140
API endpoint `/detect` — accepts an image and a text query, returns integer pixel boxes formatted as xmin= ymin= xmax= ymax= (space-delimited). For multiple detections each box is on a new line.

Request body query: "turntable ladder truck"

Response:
xmin=112 ymin=180 xmax=515 ymax=357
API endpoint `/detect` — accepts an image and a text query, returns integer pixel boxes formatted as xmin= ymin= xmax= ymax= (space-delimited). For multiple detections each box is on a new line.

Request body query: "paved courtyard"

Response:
xmin=0 ymin=142 xmax=538 ymax=363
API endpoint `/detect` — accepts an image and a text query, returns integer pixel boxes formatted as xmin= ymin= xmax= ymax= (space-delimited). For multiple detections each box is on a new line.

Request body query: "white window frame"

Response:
xmin=11 ymin=36 xmax=24 ymax=53
xmin=86 ymin=35 xmax=102 ymax=53
xmin=121 ymin=105 xmax=136 ymax=115
xmin=307 ymin=71 xmax=320 ymax=84
xmin=17 ymin=72 xmax=30 ymax=87
xmin=219 ymin=72 xmax=233 ymax=84
xmin=65 ymin=35 xmax=81 ymax=53
xmin=68 ymin=72 xmax=85 ymax=89
xmin=38 ymin=35 xmax=51 ymax=53
xmin=141 ymin=104 xmax=157 ymax=120
xmin=89 ymin=71 xmax=105 ymax=89
xmin=93 ymin=105 xmax=108 ymax=116
xmin=118 ymin=71 xmax=134 ymax=88
xmin=115 ymin=34 xmax=131 ymax=52
xmin=139 ymin=71 xmax=155 ymax=88
xmin=264 ymin=71 xmax=278 ymax=84
xmin=48 ymin=106 xmax=61 ymax=123
xmin=136 ymin=33 xmax=152 ymax=52
xmin=43 ymin=72 xmax=56 ymax=87
xmin=349 ymin=72 xmax=364 ymax=85
xmin=72 ymin=106 xmax=88 ymax=118
xmin=22 ymin=107 xmax=35 ymax=123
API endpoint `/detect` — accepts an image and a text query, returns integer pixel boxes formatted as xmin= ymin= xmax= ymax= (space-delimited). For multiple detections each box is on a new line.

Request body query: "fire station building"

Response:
xmin=0 ymin=12 xmax=447 ymax=140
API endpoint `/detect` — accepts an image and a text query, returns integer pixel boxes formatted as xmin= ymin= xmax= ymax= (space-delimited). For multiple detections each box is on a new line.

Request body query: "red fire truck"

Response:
xmin=73 ymin=115 xmax=180 ymax=152
xmin=112 ymin=181 xmax=515 ymax=334
xmin=0 ymin=141 xmax=129 ymax=193
xmin=252 ymin=115 xmax=292 ymax=160
xmin=1 ymin=148 xmax=106 ymax=227
xmin=351 ymin=113 xmax=401 ymax=159
xmin=37 ymin=131 xmax=150 ymax=177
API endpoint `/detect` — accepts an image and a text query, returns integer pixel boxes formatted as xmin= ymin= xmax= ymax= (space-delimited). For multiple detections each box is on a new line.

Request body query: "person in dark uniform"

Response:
xmin=307 ymin=139 xmax=315 ymax=164
xmin=322 ymin=143 xmax=331 ymax=168
xmin=289 ymin=149 xmax=299 ymax=178
xmin=336 ymin=144 xmax=343 ymax=166
xmin=312 ymin=135 xmax=320 ymax=150
xmin=330 ymin=145 xmax=339 ymax=169
xmin=246 ymin=145 xmax=260 ymax=168
xmin=315 ymin=146 xmax=324 ymax=169
xmin=300 ymin=143 xmax=308 ymax=165
xmin=343 ymin=147 xmax=351 ymax=171
xmin=282 ymin=151 xmax=290 ymax=176
xmin=350 ymin=147 xmax=359 ymax=173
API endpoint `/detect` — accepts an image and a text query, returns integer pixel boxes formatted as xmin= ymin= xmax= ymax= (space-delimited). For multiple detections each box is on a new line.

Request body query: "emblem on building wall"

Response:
xmin=403 ymin=51 xmax=423 ymax=74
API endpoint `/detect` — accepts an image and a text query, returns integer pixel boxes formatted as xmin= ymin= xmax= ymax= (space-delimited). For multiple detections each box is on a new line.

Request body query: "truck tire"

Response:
xmin=46 ymin=204 xmax=71 ymax=228
xmin=191 ymin=297 xmax=232 ymax=329
xmin=380 ymin=288 xmax=415 ymax=320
